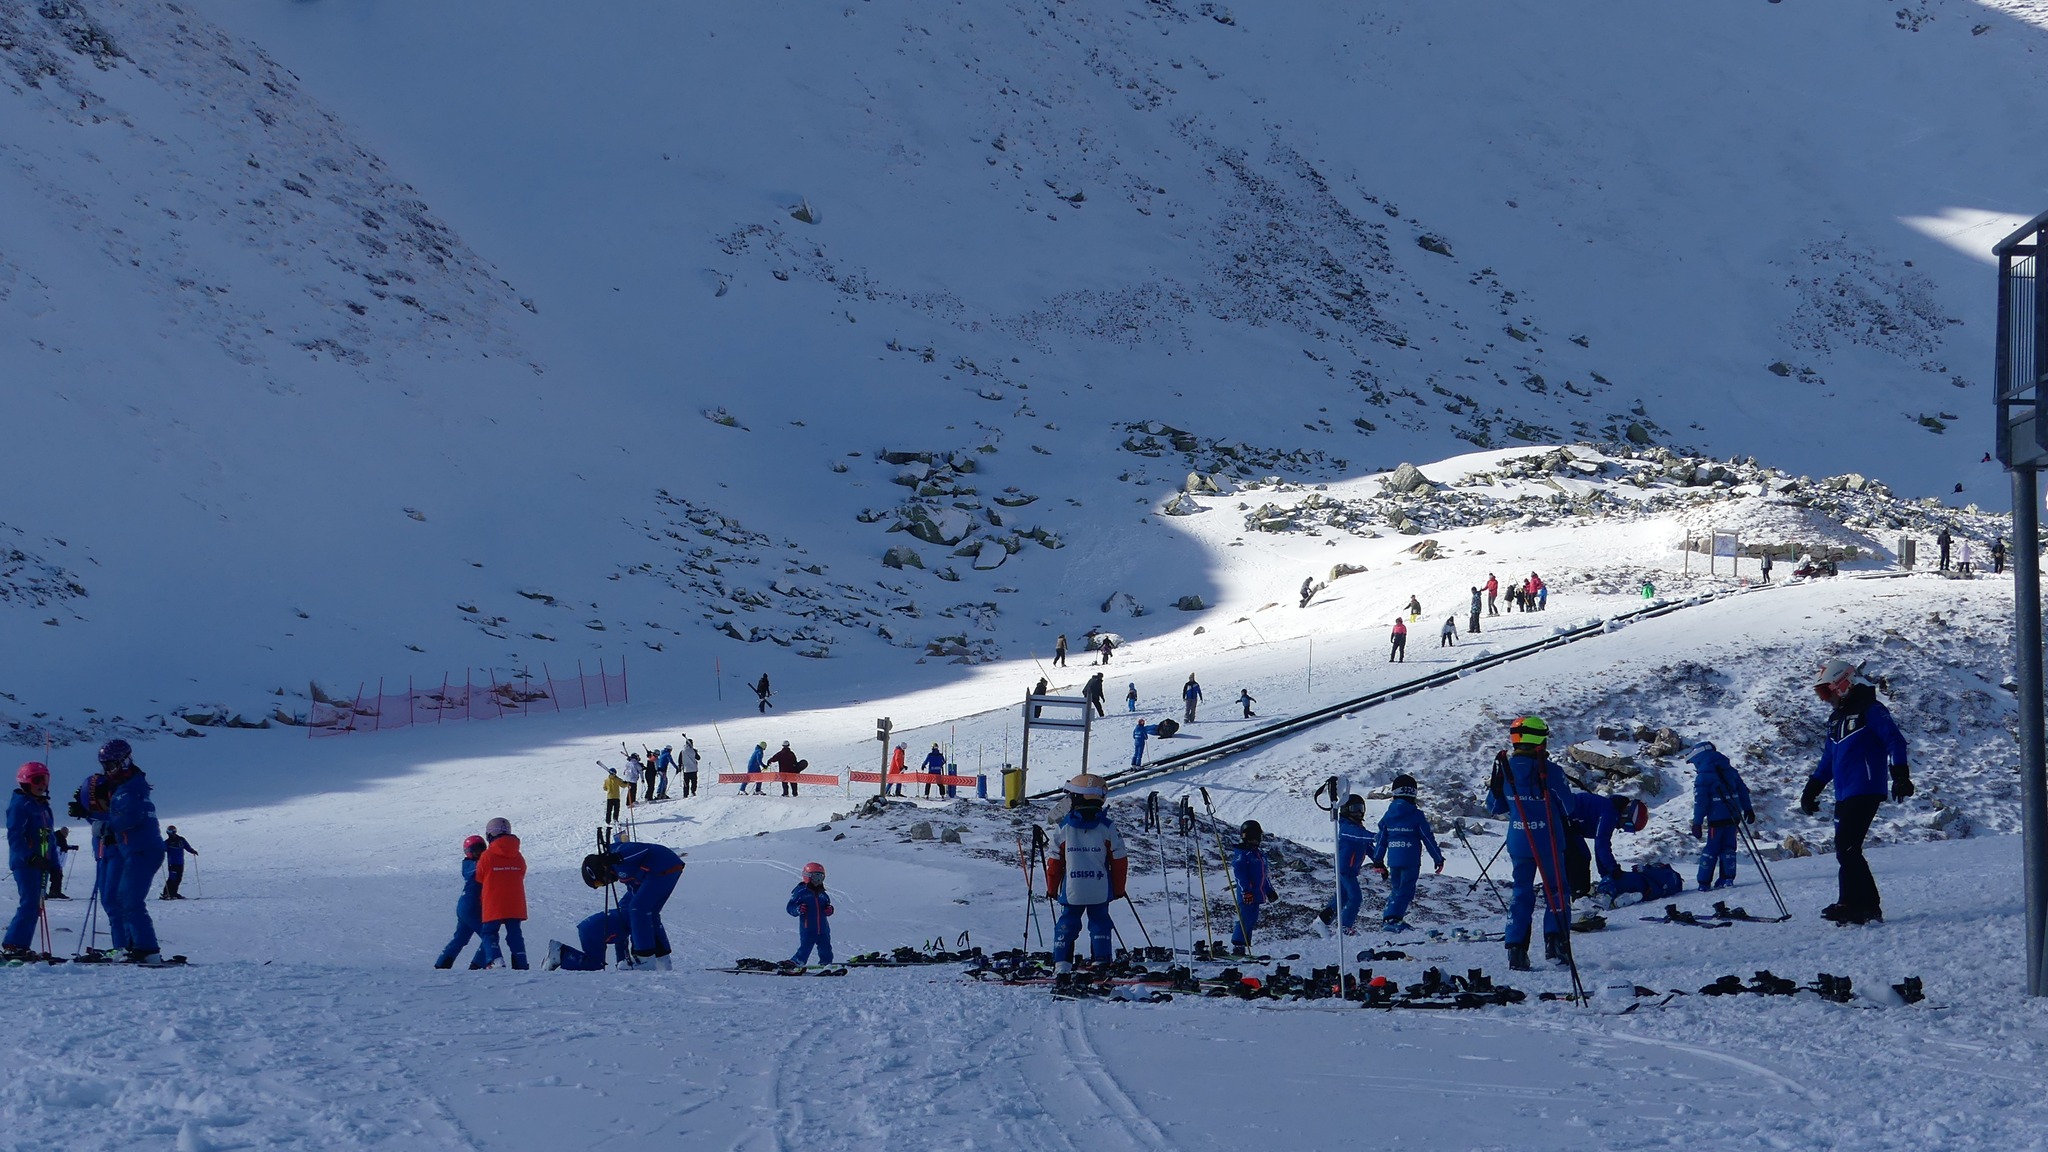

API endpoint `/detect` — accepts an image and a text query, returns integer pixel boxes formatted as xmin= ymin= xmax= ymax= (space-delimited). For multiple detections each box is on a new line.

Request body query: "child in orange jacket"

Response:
xmin=476 ymin=817 xmax=529 ymax=969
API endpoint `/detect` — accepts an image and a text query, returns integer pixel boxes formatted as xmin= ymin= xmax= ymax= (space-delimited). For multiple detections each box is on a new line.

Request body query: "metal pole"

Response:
xmin=2014 ymin=467 xmax=2048 ymax=996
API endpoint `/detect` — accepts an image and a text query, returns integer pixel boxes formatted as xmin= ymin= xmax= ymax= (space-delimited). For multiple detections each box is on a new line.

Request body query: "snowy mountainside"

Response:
xmin=4 ymin=0 xmax=2046 ymax=734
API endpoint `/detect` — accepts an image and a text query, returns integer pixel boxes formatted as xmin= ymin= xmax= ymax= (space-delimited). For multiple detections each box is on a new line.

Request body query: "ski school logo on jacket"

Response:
xmin=1828 ymin=712 xmax=1867 ymax=743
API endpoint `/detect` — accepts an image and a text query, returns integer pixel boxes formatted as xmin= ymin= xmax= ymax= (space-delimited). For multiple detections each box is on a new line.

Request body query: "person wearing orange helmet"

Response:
xmin=787 ymin=862 xmax=834 ymax=967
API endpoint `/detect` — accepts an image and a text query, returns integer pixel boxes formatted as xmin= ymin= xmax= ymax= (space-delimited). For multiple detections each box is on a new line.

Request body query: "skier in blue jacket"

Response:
xmin=5 ymin=762 xmax=54 ymax=959
xmin=1566 ymin=791 xmax=1649 ymax=900
xmin=1371 ymin=775 xmax=1444 ymax=933
xmin=1484 ymin=717 xmax=1573 ymax=971
xmin=743 ymin=742 xmax=767 ymax=795
xmin=434 ymin=835 xmax=489 ymax=969
xmin=1800 ymin=659 xmax=1912 ymax=925
xmin=100 ymin=741 xmax=169 ymax=964
xmin=1688 ymin=742 xmax=1755 ymax=891
xmin=69 ymin=767 xmax=121 ymax=950
xmin=787 ymin=862 xmax=834 ymax=966
xmin=1228 ymin=821 xmax=1279 ymax=955
xmin=1131 ymin=720 xmax=1152 ymax=768
xmin=1321 ymin=795 xmax=1377 ymax=934
xmin=548 ymin=839 xmax=686 ymax=971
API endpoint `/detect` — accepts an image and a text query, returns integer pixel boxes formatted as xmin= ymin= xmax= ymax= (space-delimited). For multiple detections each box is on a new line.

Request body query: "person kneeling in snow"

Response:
xmin=1045 ymin=775 xmax=1127 ymax=975
xmin=787 ymin=862 xmax=834 ymax=966
xmin=1370 ymin=775 xmax=1443 ymax=933
xmin=547 ymin=839 xmax=685 ymax=971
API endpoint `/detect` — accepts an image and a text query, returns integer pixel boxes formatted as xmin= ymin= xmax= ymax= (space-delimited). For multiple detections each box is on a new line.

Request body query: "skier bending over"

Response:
xmin=1371 ymin=774 xmax=1443 ymax=933
xmin=1565 ymin=792 xmax=1649 ymax=901
xmin=547 ymin=839 xmax=685 ymax=971
xmin=434 ymin=835 xmax=490 ymax=969
xmin=787 ymin=862 xmax=833 ymax=966
xmin=1688 ymin=741 xmax=1754 ymax=891
xmin=1045 ymin=774 xmax=1127 ymax=976
xmin=1229 ymin=821 xmax=1279 ymax=955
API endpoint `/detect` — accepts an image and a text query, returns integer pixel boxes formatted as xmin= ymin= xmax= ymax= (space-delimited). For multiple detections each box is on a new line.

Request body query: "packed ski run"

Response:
xmin=9 ymin=0 xmax=2048 ymax=1149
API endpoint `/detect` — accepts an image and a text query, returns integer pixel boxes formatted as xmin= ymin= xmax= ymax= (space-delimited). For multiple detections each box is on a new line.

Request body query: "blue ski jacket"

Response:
xmin=657 ymin=747 xmax=675 ymax=772
xmin=1690 ymin=746 xmax=1754 ymax=826
xmin=1183 ymin=681 xmax=1202 ymax=703
xmin=746 ymin=746 xmax=766 ymax=773
xmin=611 ymin=841 xmax=685 ymax=888
xmin=1335 ymin=819 xmax=1377 ymax=877
xmin=1231 ymin=846 xmax=1276 ymax=906
xmin=1372 ymin=799 xmax=1443 ymax=870
xmin=163 ymin=833 xmax=197 ymax=866
xmin=8 ymin=789 xmax=52 ymax=872
xmin=106 ymin=770 xmax=164 ymax=855
xmin=1566 ymin=792 xmax=1628 ymax=877
xmin=787 ymin=884 xmax=834 ymax=939
xmin=1485 ymin=751 xmax=1572 ymax=860
xmin=456 ymin=857 xmax=483 ymax=927
xmin=922 ymin=748 xmax=947 ymax=773
xmin=1810 ymin=684 xmax=1909 ymax=802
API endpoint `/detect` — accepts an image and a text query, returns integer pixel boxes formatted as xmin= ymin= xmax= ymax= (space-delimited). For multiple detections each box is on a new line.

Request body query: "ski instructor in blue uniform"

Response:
xmin=99 ymin=739 xmax=171 ymax=964
xmin=1800 ymin=658 xmax=1912 ymax=925
xmin=1485 ymin=717 xmax=1573 ymax=971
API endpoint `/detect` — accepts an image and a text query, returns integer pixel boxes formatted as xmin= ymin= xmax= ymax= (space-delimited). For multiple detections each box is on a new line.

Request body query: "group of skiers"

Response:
xmin=603 ymin=738 xmax=703 ymax=822
xmin=1388 ymin=573 xmax=1550 ymax=662
xmin=885 ymin=742 xmax=953 ymax=797
xmin=6 ymin=739 xmax=181 ymax=964
xmin=1052 ymin=632 xmax=1116 ymax=666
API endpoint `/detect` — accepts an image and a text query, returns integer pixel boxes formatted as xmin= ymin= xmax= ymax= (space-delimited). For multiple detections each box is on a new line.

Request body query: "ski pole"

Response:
xmin=1181 ymin=798 xmax=1215 ymax=954
xmin=1151 ymin=793 xmax=1178 ymax=959
xmin=1504 ymin=778 xmax=1588 ymax=1006
xmin=1454 ymin=823 xmax=1510 ymax=914
xmin=1199 ymin=788 xmax=1255 ymax=952
xmin=1015 ymin=833 xmax=1042 ymax=955
xmin=1029 ymin=826 xmax=1050 ymax=950
xmin=1718 ymin=783 xmax=1791 ymax=920
xmin=1120 ymin=894 xmax=1152 ymax=949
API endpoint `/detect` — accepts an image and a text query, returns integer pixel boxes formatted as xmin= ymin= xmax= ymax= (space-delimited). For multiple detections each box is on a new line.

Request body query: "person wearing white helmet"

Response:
xmin=1044 ymin=775 xmax=1127 ymax=976
xmin=1800 ymin=659 xmax=1912 ymax=925
xmin=767 ymin=741 xmax=806 ymax=797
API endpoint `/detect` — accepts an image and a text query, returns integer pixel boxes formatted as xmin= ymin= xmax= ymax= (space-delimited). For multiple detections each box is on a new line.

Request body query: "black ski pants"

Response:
xmin=605 ymin=798 xmax=620 ymax=824
xmin=1834 ymin=793 xmax=1884 ymax=917
xmin=683 ymin=772 xmax=698 ymax=797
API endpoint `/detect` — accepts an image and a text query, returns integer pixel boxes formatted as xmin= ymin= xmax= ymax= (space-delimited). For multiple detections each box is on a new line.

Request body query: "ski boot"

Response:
xmin=433 ymin=957 xmax=456 ymax=970
xmin=1543 ymin=932 xmax=1572 ymax=965
xmin=542 ymin=941 xmax=564 ymax=972
xmin=1383 ymin=919 xmax=1411 ymax=934
xmin=1505 ymin=944 xmax=1533 ymax=972
xmin=125 ymin=949 xmax=170 ymax=967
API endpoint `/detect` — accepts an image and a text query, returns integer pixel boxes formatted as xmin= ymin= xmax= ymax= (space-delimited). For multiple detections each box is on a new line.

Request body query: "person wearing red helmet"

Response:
xmin=434 ymin=835 xmax=490 ymax=970
xmin=787 ymin=862 xmax=834 ymax=967
xmin=4 ymin=762 xmax=55 ymax=959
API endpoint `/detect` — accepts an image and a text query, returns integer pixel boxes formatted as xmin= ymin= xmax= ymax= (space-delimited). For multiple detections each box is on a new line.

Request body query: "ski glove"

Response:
xmin=1743 ymin=809 xmax=1756 ymax=825
xmin=1433 ymin=861 xmax=1444 ymax=875
xmin=1689 ymin=821 xmax=1703 ymax=840
xmin=66 ymin=799 xmax=88 ymax=820
xmin=1798 ymin=777 xmax=1826 ymax=816
xmin=1890 ymin=765 xmax=1915 ymax=802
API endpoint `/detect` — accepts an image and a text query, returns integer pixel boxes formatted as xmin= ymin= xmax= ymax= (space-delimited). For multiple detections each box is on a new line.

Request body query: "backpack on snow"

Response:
xmin=1599 ymin=862 xmax=1684 ymax=904
xmin=1152 ymin=718 xmax=1180 ymax=739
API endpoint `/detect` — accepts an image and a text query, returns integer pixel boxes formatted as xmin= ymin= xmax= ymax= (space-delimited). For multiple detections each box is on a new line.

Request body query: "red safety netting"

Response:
xmin=307 ymin=658 xmax=627 ymax=737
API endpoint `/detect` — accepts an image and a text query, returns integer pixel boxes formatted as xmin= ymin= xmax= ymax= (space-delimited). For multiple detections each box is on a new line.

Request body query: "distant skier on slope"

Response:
xmin=1125 ymin=683 xmax=1138 ymax=713
xmin=1439 ymin=616 xmax=1458 ymax=648
xmin=1131 ymin=720 xmax=1152 ymax=768
xmin=159 ymin=825 xmax=197 ymax=899
xmin=434 ymin=835 xmax=489 ymax=970
xmin=1389 ymin=618 xmax=1407 ymax=663
xmin=622 ymin=753 xmax=643 ymax=808
xmin=787 ymin=861 xmax=834 ymax=967
xmin=1229 ymin=821 xmax=1278 ymax=956
xmin=603 ymin=767 xmax=625 ymax=825
xmin=1044 ymin=774 xmax=1127 ymax=976
xmin=1405 ymin=595 xmax=1422 ymax=623
xmin=1688 ymin=742 xmax=1754 ymax=891
xmin=1370 ymin=774 xmax=1443 ymax=934
xmin=1182 ymin=675 xmax=1202 ymax=724
xmin=1485 ymin=573 xmax=1500 ymax=616
xmin=1236 ymin=689 xmax=1256 ymax=719
xmin=1054 ymin=633 xmax=1069 ymax=667
xmin=889 ymin=743 xmax=908 ymax=797
xmin=753 ymin=673 xmax=774 ymax=713
xmin=921 ymin=743 xmax=948 ymax=798
xmin=652 ymin=745 xmax=674 ymax=801
xmin=679 ymin=737 xmax=701 ymax=798
xmin=1082 ymin=672 xmax=1107 ymax=718
xmin=1468 ymin=587 xmax=1482 ymax=635
xmin=1299 ymin=577 xmax=1316 ymax=608
xmin=743 ymin=742 xmax=768 ymax=795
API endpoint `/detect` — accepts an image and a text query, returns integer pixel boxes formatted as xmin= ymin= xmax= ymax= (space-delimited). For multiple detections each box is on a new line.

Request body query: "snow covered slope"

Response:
xmin=3 ymin=0 xmax=2045 ymax=732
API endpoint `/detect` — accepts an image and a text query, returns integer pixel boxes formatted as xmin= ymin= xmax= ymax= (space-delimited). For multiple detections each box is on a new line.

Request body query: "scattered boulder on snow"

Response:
xmin=1405 ymin=538 xmax=1442 ymax=561
xmin=907 ymin=821 xmax=934 ymax=841
xmin=1101 ymin=591 xmax=1146 ymax=617
xmin=940 ymin=826 xmax=964 ymax=844
xmin=1185 ymin=471 xmax=1224 ymax=495
xmin=882 ymin=546 xmax=925 ymax=570
xmin=970 ymin=539 xmax=1007 ymax=570
xmin=1781 ymin=834 xmax=1813 ymax=858
xmin=1568 ymin=740 xmax=1635 ymax=774
xmin=1175 ymin=594 xmax=1206 ymax=611
xmin=1329 ymin=562 xmax=1368 ymax=581
xmin=1163 ymin=492 xmax=1206 ymax=516
xmin=1384 ymin=462 xmax=1433 ymax=494
xmin=1644 ymin=728 xmax=1685 ymax=757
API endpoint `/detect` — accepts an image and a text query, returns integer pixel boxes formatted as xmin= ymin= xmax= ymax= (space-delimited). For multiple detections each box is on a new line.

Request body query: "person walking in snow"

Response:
xmin=753 ymin=673 xmax=774 ymax=713
xmin=1485 ymin=573 xmax=1500 ymax=616
xmin=1994 ymin=537 xmax=2007 ymax=575
xmin=602 ymin=767 xmax=625 ymax=824
xmin=100 ymin=741 xmax=169 ymax=965
xmin=4 ymin=762 xmax=54 ymax=960
xmin=1098 ymin=635 xmax=1116 ymax=664
xmin=1082 ymin=672 xmax=1107 ymax=718
xmin=434 ymin=835 xmax=490 ymax=969
xmin=1236 ymin=689 xmax=1256 ymax=719
xmin=743 ymin=742 xmax=768 ymax=795
xmin=1182 ymin=675 xmax=1203 ymax=724
xmin=1045 ymin=774 xmax=1127 ymax=975
xmin=1404 ymin=595 xmax=1422 ymax=623
xmin=1688 ymin=742 xmax=1754 ymax=891
xmin=1937 ymin=527 xmax=1952 ymax=572
xmin=547 ymin=839 xmax=685 ymax=971
xmin=679 ymin=738 xmax=701 ymax=798
xmin=1371 ymin=774 xmax=1444 ymax=933
xmin=159 ymin=825 xmax=197 ymax=900
xmin=1300 ymin=576 xmax=1316 ymax=608
xmin=787 ymin=861 xmax=834 ymax=967
xmin=1228 ymin=821 xmax=1278 ymax=955
xmin=1131 ymin=720 xmax=1152 ymax=768
xmin=1468 ymin=587 xmax=1482 ymax=635
xmin=652 ymin=745 xmax=674 ymax=801
xmin=921 ymin=743 xmax=949 ymax=798
xmin=888 ymin=743 xmax=908 ymax=797
xmin=1801 ymin=659 xmax=1913 ymax=925
xmin=1125 ymin=683 xmax=1138 ymax=713
xmin=1321 ymin=794 xmax=1376 ymax=935
xmin=1389 ymin=618 xmax=1407 ymax=662
xmin=1439 ymin=616 xmax=1458 ymax=648
xmin=1485 ymin=718 xmax=1573 ymax=971
xmin=1760 ymin=553 xmax=1774 ymax=584
xmin=1054 ymin=634 xmax=1069 ymax=668
xmin=768 ymin=741 xmax=806 ymax=797
xmin=477 ymin=817 xmax=530 ymax=969
xmin=1537 ymin=584 xmax=1549 ymax=611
